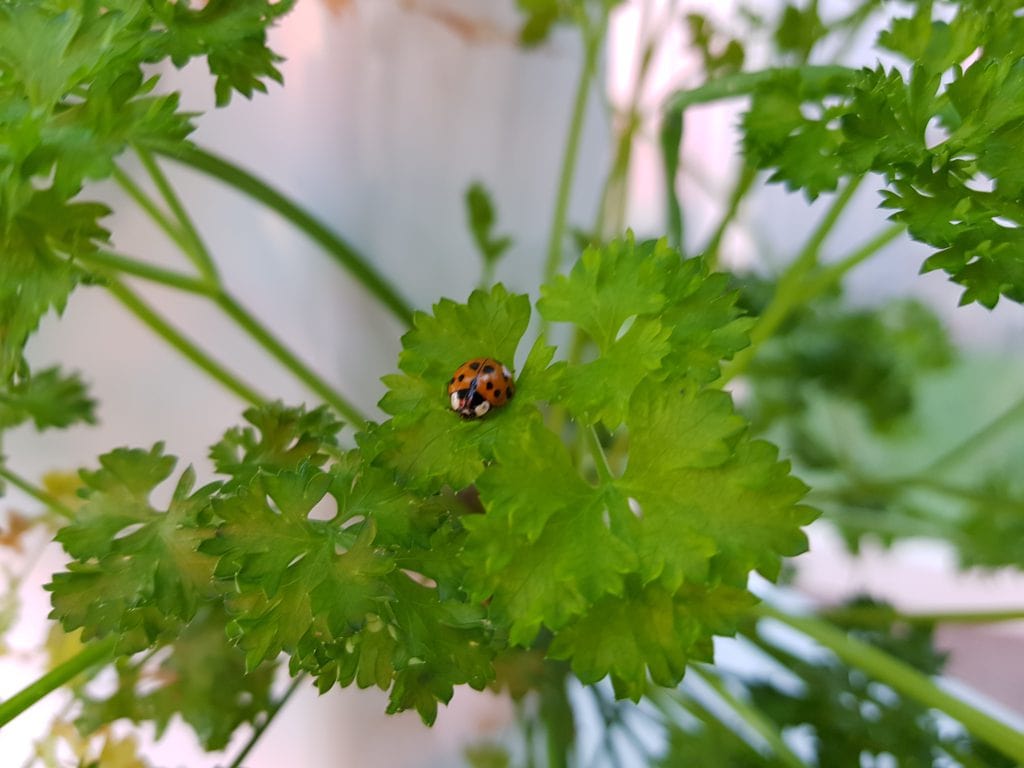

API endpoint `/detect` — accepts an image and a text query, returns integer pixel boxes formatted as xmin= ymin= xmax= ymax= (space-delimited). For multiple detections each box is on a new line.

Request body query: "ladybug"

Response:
xmin=447 ymin=357 xmax=515 ymax=419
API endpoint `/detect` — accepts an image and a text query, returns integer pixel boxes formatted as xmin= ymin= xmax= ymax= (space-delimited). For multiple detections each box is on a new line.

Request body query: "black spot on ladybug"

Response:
xmin=448 ymin=377 xmax=454 ymax=385
xmin=483 ymin=364 xmax=495 ymax=373
xmin=458 ymin=374 xmax=465 ymax=382
xmin=485 ymin=381 xmax=494 ymax=390
xmin=507 ymin=389 xmax=515 ymax=399
xmin=494 ymin=389 xmax=502 ymax=398
xmin=469 ymin=361 xmax=480 ymax=370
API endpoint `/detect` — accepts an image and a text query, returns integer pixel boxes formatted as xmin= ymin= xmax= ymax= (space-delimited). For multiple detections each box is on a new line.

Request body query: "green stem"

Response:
xmin=691 ymin=666 xmax=809 ymax=768
xmin=758 ymin=604 xmax=1024 ymax=764
xmin=135 ymin=147 xmax=219 ymax=283
xmin=701 ymin=163 xmax=758 ymax=269
xmin=78 ymin=250 xmax=217 ymax=296
xmin=0 ymin=466 xmax=75 ymax=520
xmin=105 ymin=279 xmax=266 ymax=407
xmin=0 ymin=637 xmax=117 ymax=728
xmin=543 ymin=10 xmax=605 ymax=283
xmin=112 ymin=166 xmax=191 ymax=255
xmin=803 ymin=222 xmax=904 ymax=296
xmin=79 ymin=252 xmax=364 ymax=421
xmin=821 ymin=604 xmax=1024 ymax=628
xmin=144 ymin=142 xmax=414 ymax=326
xmin=215 ymin=293 xmax=366 ymax=425
xmin=721 ymin=175 xmax=864 ymax=384
xmin=584 ymin=426 xmax=614 ymax=484
xmin=227 ymin=675 xmax=306 ymax=768
xmin=921 ymin=393 xmax=1024 ymax=475
xmin=664 ymin=65 xmax=857 ymax=113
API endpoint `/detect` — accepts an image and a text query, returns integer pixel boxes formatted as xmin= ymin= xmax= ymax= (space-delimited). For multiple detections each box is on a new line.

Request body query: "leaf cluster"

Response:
xmin=741 ymin=1 xmax=1024 ymax=306
xmin=0 ymin=0 xmax=293 ymax=387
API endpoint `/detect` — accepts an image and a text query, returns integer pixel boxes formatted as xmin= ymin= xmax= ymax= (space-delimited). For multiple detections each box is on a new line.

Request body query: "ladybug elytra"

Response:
xmin=447 ymin=357 xmax=515 ymax=419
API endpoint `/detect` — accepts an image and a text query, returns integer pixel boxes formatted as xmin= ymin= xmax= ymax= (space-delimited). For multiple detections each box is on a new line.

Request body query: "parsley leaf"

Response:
xmin=0 ymin=366 xmax=96 ymax=431
xmin=47 ymin=445 xmax=218 ymax=653
xmin=209 ymin=401 xmax=343 ymax=487
xmin=465 ymin=182 xmax=513 ymax=271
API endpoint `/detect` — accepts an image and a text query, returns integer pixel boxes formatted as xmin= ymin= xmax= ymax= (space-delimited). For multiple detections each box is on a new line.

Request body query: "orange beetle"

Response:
xmin=447 ymin=357 xmax=515 ymax=419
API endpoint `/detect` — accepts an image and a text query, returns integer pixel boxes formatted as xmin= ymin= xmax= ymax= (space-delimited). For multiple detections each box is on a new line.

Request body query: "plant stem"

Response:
xmin=78 ymin=250 xmax=217 ymax=296
xmin=701 ymin=163 xmax=758 ymax=269
xmin=227 ymin=674 xmax=306 ymax=768
xmin=104 ymin=279 xmax=266 ymax=407
xmin=543 ymin=9 xmax=605 ymax=283
xmin=112 ymin=166 xmax=191 ymax=256
xmin=0 ymin=466 xmax=75 ymax=520
xmin=144 ymin=142 xmax=414 ymax=326
xmin=921 ymin=393 xmax=1024 ymax=475
xmin=690 ymin=665 xmax=809 ymax=768
xmin=821 ymin=604 xmax=1024 ymax=628
xmin=758 ymin=604 xmax=1024 ymax=764
xmin=0 ymin=637 xmax=117 ymax=728
xmin=803 ymin=222 xmax=904 ymax=296
xmin=584 ymin=426 xmax=614 ymax=484
xmin=664 ymin=65 xmax=857 ymax=113
xmin=135 ymin=147 xmax=219 ymax=283
xmin=721 ymin=175 xmax=864 ymax=384
xmin=81 ymin=251 xmax=364 ymax=422
xmin=215 ymin=293 xmax=366 ymax=425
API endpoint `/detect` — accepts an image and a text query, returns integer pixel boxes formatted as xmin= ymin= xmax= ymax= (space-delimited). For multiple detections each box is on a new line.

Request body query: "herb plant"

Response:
xmin=2 ymin=1 xmax=1024 ymax=766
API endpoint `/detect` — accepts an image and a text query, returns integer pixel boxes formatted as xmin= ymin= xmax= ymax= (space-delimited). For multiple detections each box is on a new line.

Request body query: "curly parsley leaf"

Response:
xmin=47 ymin=445 xmax=218 ymax=653
xmin=0 ymin=366 xmax=96 ymax=431
xmin=76 ymin=606 xmax=277 ymax=751
xmin=209 ymin=401 xmax=343 ymax=487
xmin=203 ymin=463 xmax=492 ymax=724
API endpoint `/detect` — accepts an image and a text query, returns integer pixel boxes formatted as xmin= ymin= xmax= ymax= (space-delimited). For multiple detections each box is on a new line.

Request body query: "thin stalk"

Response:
xmin=0 ymin=637 xmax=117 ymax=728
xmin=701 ymin=163 xmax=758 ymax=269
xmin=921 ymin=393 xmax=1024 ymax=475
xmin=821 ymin=604 xmax=1024 ymax=628
xmin=543 ymin=9 xmax=605 ymax=283
xmin=80 ymin=252 xmax=364 ymax=421
xmin=105 ymin=279 xmax=266 ymax=407
xmin=0 ymin=466 xmax=75 ymax=520
xmin=584 ymin=426 xmax=614 ymax=484
xmin=215 ymin=293 xmax=366 ymax=425
xmin=664 ymin=65 xmax=857 ymax=113
xmin=691 ymin=665 xmax=809 ymax=768
xmin=135 ymin=147 xmax=219 ymax=282
xmin=721 ymin=175 xmax=864 ymax=384
xmin=78 ymin=251 xmax=217 ymax=297
xmin=227 ymin=675 xmax=306 ymax=768
xmin=144 ymin=142 xmax=414 ymax=326
xmin=803 ymin=222 xmax=904 ymax=296
xmin=112 ymin=166 xmax=191 ymax=255
xmin=758 ymin=604 xmax=1024 ymax=764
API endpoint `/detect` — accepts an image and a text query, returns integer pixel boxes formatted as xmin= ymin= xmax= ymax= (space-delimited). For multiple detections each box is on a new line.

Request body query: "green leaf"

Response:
xmin=203 ymin=464 xmax=492 ymax=724
xmin=619 ymin=380 xmax=815 ymax=588
xmin=463 ymin=418 xmax=638 ymax=646
xmin=0 ymin=366 xmax=96 ymax=431
xmin=46 ymin=445 xmax=218 ymax=653
xmin=548 ymin=580 xmax=755 ymax=700
xmin=539 ymin=238 xmax=666 ymax=352
xmin=465 ymin=182 xmax=513 ymax=268
xmin=364 ymin=284 xmax=542 ymax=492
xmin=209 ymin=401 xmax=343 ymax=487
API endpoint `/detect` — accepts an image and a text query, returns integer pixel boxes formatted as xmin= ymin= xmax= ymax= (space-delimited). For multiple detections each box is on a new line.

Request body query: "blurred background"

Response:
xmin=2 ymin=0 xmax=1023 ymax=765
